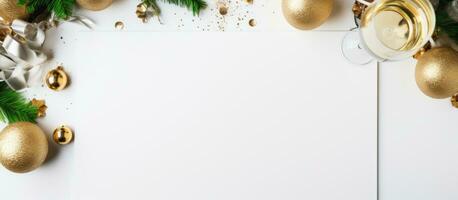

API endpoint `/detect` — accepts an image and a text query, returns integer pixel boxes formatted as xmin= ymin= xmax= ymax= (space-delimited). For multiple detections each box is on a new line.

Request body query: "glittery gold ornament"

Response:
xmin=415 ymin=47 xmax=458 ymax=99
xmin=76 ymin=0 xmax=112 ymax=11
xmin=45 ymin=66 xmax=69 ymax=91
xmin=53 ymin=125 xmax=73 ymax=145
xmin=282 ymin=0 xmax=334 ymax=30
xmin=0 ymin=122 xmax=48 ymax=173
xmin=0 ymin=0 xmax=28 ymax=24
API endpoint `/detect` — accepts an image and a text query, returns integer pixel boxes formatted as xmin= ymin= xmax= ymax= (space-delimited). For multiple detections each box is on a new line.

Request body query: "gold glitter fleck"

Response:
xmin=249 ymin=19 xmax=256 ymax=27
xmin=244 ymin=0 xmax=253 ymax=4
xmin=115 ymin=21 xmax=125 ymax=30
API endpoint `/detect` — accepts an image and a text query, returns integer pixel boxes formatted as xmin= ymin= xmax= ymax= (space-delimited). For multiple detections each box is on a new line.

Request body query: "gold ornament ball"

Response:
xmin=0 ymin=0 xmax=28 ymax=24
xmin=415 ymin=47 xmax=458 ymax=99
xmin=282 ymin=0 xmax=334 ymax=30
xmin=45 ymin=66 xmax=69 ymax=91
xmin=53 ymin=125 xmax=74 ymax=145
xmin=0 ymin=122 xmax=48 ymax=173
xmin=76 ymin=0 xmax=113 ymax=11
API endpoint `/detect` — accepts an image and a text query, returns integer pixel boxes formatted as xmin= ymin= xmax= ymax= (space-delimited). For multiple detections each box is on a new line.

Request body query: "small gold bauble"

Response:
xmin=282 ymin=0 xmax=334 ymax=30
xmin=0 ymin=0 xmax=28 ymax=24
xmin=452 ymin=94 xmax=458 ymax=109
xmin=415 ymin=47 xmax=458 ymax=99
xmin=76 ymin=0 xmax=113 ymax=11
xmin=45 ymin=66 xmax=69 ymax=91
xmin=53 ymin=125 xmax=73 ymax=145
xmin=0 ymin=122 xmax=48 ymax=173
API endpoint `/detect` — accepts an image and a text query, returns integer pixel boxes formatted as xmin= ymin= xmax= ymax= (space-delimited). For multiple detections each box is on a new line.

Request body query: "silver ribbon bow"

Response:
xmin=0 ymin=14 xmax=94 ymax=91
xmin=0 ymin=19 xmax=47 ymax=91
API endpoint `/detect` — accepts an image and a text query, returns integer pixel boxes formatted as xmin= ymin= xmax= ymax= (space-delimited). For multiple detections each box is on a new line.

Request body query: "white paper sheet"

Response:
xmin=74 ymin=32 xmax=377 ymax=200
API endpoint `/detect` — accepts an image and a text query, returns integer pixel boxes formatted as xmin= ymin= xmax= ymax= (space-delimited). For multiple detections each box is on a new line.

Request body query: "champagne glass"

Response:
xmin=342 ymin=0 xmax=436 ymax=64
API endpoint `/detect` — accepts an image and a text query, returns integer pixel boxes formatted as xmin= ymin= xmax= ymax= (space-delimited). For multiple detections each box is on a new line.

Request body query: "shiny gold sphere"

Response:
xmin=0 ymin=122 xmax=48 ymax=173
xmin=282 ymin=0 xmax=334 ymax=30
xmin=0 ymin=0 xmax=28 ymax=24
xmin=53 ymin=125 xmax=73 ymax=145
xmin=76 ymin=0 xmax=113 ymax=11
xmin=45 ymin=66 xmax=69 ymax=91
xmin=415 ymin=47 xmax=458 ymax=99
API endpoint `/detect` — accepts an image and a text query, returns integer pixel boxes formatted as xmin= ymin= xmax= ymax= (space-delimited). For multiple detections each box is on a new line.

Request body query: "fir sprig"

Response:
xmin=437 ymin=0 xmax=458 ymax=43
xmin=142 ymin=0 xmax=207 ymax=16
xmin=161 ymin=0 xmax=207 ymax=16
xmin=17 ymin=0 xmax=76 ymax=19
xmin=0 ymin=82 xmax=38 ymax=124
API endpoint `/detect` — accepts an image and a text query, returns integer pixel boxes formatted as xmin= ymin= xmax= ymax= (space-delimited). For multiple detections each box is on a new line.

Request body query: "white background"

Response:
xmin=73 ymin=32 xmax=377 ymax=200
xmin=0 ymin=0 xmax=457 ymax=199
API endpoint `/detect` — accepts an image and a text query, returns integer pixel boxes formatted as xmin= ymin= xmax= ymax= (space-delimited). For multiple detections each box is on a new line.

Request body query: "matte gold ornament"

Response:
xmin=0 ymin=0 xmax=28 ymax=24
xmin=45 ymin=66 xmax=69 ymax=91
xmin=53 ymin=125 xmax=73 ymax=145
xmin=0 ymin=122 xmax=48 ymax=173
xmin=76 ymin=0 xmax=113 ymax=11
xmin=415 ymin=47 xmax=458 ymax=99
xmin=282 ymin=0 xmax=334 ymax=30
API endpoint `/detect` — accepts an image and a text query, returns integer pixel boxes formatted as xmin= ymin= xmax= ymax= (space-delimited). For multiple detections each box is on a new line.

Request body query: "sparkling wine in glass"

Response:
xmin=342 ymin=0 xmax=436 ymax=64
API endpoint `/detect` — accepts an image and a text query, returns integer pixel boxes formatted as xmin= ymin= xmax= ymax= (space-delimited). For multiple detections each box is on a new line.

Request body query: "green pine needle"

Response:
xmin=143 ymin=0 xmax=161 ymax=15
xmin=437 ymin=0 xmax=458 ymax=43
xmin=18 ymin=0 xmax=76 ymax=20
xmin=0 ymin=82 xmax=38 ymax=124
xmin=160 ymin=0 xmax=207 ymax=16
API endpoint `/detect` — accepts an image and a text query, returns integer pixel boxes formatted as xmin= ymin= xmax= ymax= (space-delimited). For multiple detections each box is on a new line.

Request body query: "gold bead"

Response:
xmin=415 ymin=47 xmax=458 ymax=99
xmin=452 ymin=94 xmax=458 ymax=109
xmin=282 ymin=0 xmax=334 ymax=30
xmin=53 ymin=125 xmax=74 ymax=145
xmin=45 ymin=66 xmax=69 ymax=91
xmin=249 ymin=19 xmax=256 ymax=27
xmin=115 ymin=21 xmax=125 ymax=30
xmin=0 ymin=122 xmax=48 ymax=173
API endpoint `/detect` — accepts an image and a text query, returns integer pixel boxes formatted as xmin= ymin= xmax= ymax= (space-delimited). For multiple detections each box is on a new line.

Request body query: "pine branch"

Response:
xmin=50 ymin=0 xmax=75 ymax=19
xmin=17 ymin=0 xmax=76 ymax=20
xmin=437 ymin=0 xmax=458 ymax=43
xmin=160 ymin=0 xmax=207 ymax=15
xmin=143 ymin=0 xmax=161 ymax=15
xmin=0 ymin=82 xmax=38 ymax=124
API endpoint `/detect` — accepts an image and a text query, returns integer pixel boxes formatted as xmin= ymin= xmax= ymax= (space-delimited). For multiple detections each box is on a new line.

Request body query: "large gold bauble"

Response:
xmin=282 ymin=0 xmax=334 ymax=30
xmin=0 ymin=122 xmax=48 ymax=173
xmin=415 ymin=47 xmax=458 ymax=99
xmin=76 ymin=0 xmax=113 ymax=11
xmin=0 ymin=0 xmax=28 ymax=24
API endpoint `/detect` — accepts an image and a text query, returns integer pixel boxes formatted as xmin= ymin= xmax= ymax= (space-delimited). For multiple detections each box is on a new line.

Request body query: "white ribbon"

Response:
xmin=0 ymin=14 xmax=94 ymax=91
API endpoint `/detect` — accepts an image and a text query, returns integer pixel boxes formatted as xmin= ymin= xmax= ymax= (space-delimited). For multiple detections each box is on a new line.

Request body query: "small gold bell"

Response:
xmin=45 ymin=66 xmax=69 ymax=91
xmin=53 ymin=125 xmax=74 ymax=145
